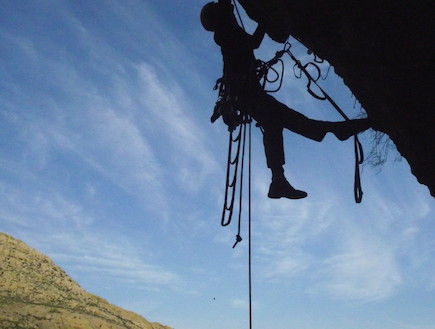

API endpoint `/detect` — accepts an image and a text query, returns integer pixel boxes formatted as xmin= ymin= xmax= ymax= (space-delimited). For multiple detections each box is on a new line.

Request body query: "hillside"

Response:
xmin=0 ymin=232 xmax=172 ymax=329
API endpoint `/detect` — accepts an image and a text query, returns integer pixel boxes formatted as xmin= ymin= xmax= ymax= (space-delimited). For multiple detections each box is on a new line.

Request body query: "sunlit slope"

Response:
xmin=0 ymin=232 xmax=172 ymax=329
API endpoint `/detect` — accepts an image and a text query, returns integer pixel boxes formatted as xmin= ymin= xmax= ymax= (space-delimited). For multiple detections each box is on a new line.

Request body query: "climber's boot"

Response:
xmin=268 ymin=177 xmax=308 ymax=199
xmin=333 ymin=118 xmax=371 ymax=141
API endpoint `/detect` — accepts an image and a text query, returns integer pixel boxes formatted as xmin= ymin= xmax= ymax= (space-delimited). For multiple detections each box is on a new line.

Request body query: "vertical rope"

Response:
xmin=233 ymin=121 xmax=247 ymax=247
xmin=354 ymin=136 xmax=364 ymax=203
xmin=248 ymin=119 xmax=253 ymax=329
xmin=232 ymin=0 xmax=246 ymax=31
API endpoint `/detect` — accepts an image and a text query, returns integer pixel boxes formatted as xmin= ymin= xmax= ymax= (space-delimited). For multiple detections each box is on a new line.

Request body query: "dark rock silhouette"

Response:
xmin=236 ymin=0 xmax=434 ymax=196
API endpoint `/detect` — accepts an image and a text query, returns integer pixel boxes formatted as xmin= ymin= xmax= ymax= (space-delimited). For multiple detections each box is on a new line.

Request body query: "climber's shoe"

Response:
xmin=268 ymin=177 xmax=308 ymax=199
xmin=334 ymin=118 xmax=371 ymax=141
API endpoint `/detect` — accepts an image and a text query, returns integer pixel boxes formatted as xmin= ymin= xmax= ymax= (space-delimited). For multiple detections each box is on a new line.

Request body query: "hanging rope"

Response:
xmin=218 ymin=113 xmax=253 ymax=329
xmin=247 ymin=120 xmax=253 ymax=329
xmin=220 ymin=114 xmax=252 ymax=247
xmin=221 ymin=123 xmax=243 ymax=228
xmin=281 ymin=41 xmax=364 ymax=202
xmin=232 ymin=0 xmax=246 ymax=31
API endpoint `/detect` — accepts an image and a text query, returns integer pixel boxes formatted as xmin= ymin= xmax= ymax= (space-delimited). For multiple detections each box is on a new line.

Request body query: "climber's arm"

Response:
xmin=252 ymin=24 xmax=265 ymax=49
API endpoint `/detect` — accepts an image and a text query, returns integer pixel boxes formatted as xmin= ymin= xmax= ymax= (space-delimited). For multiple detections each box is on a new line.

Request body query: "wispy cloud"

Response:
xmin=386 ymin=318 xmax=435 ymax=329
xmin=252 ymin=195 xmax=335 ymax=280
xmin=1 ymin=1 xmax=220 ymax=214
xmin=312 ymin=227 xmax=402 ymax=302
xmin=0 ymin=181 xmax=181 ymax=290
xmin=136 ymin=62 xmax=219 ymax=193
xmin=48 ymin=233 xmax=181 ymax=289
xmin=230 ymin=298 xmax=260 ymax=312
xmin=230 ymin=298 xmax=249 ymax=310
xmin=241 ymin=163 xmax=434 ymax=302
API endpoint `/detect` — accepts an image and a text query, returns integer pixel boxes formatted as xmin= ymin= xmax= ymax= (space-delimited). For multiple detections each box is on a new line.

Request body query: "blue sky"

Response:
xmin=1 ymin=1 xmax=434 ymax=329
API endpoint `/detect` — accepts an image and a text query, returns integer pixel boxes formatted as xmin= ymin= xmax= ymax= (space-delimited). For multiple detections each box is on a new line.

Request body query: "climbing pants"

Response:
xmin=249 ymin=93 xmax=333 ymax=168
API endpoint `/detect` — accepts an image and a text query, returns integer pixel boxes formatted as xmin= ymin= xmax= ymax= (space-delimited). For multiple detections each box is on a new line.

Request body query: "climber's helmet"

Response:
xmin=201 ymin=1 xmax=233 ymax=32
xmin=200 ymin=2 xmax=221 ymax=31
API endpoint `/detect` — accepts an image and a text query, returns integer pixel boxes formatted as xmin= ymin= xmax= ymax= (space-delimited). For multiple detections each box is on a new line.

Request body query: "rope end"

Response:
xmin=232 ymin=234 xmax=243 ymax=248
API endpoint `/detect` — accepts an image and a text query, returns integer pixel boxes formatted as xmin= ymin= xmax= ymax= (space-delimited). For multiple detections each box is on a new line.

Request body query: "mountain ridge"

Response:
xmin=0 ymin=232 xmax=172 ymax=329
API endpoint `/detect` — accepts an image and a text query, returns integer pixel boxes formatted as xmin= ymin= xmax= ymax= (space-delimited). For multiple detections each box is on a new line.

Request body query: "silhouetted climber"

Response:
xmin=201 ymin=0 xmax=371 ymax=199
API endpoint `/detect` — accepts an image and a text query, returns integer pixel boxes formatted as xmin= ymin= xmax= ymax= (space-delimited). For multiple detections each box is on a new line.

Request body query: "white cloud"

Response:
xmin=386 ymin=318 xmax=435 ymax=329
xmin=231 ymin=298 xmax=249 ymax=310
xmin=264 ymin=254 xmax=310 ymax=278
xmin=49 ymin=234 xmax=181 ymax=288
xmin=0 ymin=182 xmax=181 ymax=290
xmin=1 ymin=0 xmax=222 ymax=216
xmin=252 ymin=196 xmax=335 ymax=279
xmin=316 ymin=233 xmax=402 ymax=302
xmin=0 ymin=181 xmax=93 ymax=230
xmin=0 ymin=30 xmax=38 ymax=60
xmin=137 ymin=62 xmax=215 ymax=163
xmin=83 ymin=106 xmax=169 ymax=209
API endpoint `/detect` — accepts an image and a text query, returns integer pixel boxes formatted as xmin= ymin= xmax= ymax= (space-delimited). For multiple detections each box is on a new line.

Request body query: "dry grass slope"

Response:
xmin=0 ymin=232 xmax=172 ymax=329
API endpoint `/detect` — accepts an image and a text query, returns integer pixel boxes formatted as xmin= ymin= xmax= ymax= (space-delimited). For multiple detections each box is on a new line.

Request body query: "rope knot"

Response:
xmin=232 ymin=234 xmax=243 ymax=248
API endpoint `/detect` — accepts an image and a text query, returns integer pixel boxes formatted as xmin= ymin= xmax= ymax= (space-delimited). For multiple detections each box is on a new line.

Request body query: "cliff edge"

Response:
xmin=238 ymin=0 xmax=434 ymax=196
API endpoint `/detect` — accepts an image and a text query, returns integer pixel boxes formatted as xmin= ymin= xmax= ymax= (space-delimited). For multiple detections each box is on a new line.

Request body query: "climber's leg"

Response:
xmin=262 ymin=126 xmax=285 ymax=170
xmin=255 ymin=94 xmax=328 ymax=141
xmin=256 ymin=94 xmax=371 ymax=142
xmin=262 ymin=126 xmax=307 ymax=199
xmin=284 ymin=116 xmax=371 ymax=142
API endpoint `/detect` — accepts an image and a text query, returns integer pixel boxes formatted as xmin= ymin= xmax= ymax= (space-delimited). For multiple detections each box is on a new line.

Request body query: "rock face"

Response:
xmin=238 ymin=0 xmax=434 ymax=196
xmin=0 ymin=232 xmax=172 ymax=329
